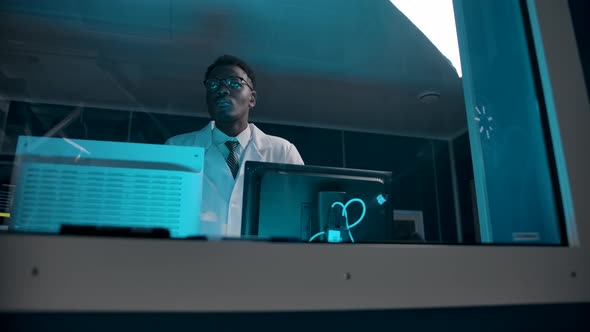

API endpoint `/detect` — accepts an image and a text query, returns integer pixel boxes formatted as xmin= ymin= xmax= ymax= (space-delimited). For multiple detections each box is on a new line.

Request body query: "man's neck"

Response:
xmin=215 ymin=120 xmax=248 ymax=137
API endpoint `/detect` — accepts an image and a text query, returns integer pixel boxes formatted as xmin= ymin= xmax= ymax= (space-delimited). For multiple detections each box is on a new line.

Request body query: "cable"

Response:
xmin=330 ymin=201 xmax=352 ymax=242
xmin=308 ymin=198 xmax=366 ymax=243
xmin=308 ymin=231 xmax=325 ymax=242
xmin=334 ymin=198 xmax=366 ymax=243
xmin=339 ymin=198 xmax=366 ymax=229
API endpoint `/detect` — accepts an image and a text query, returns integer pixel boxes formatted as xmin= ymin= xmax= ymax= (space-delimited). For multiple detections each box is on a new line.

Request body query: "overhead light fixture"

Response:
xmin=389 ymin=0 xmax=462 ymax=77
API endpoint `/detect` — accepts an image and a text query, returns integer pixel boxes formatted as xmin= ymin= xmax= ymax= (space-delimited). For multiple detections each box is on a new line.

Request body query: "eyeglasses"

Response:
xmin=203 ymin=76 xmax=254 ymax=92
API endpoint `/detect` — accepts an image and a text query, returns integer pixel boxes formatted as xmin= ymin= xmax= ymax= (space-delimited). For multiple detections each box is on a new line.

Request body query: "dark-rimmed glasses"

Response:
xmin=203 ymin=76 xmax=254 ymax=92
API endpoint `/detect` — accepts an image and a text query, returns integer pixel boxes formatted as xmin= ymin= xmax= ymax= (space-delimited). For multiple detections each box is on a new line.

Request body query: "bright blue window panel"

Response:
xmin=454 ymin=0 xmax=562 ymax=244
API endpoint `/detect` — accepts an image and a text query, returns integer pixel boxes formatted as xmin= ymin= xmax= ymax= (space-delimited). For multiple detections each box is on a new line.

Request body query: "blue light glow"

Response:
xmin=309 ymin=198 xmax=367 ymax=243
xmin=376 ymin=194 xmax=387 ymax=206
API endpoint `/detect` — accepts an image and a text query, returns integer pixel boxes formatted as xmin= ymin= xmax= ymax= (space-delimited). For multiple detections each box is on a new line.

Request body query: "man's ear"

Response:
xmin=249 ymin=91 xmax=257 ymax=108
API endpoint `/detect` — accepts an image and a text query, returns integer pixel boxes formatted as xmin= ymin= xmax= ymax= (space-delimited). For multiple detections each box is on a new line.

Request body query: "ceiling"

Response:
xmin=0 ymin=0 xmax=467 ymax=139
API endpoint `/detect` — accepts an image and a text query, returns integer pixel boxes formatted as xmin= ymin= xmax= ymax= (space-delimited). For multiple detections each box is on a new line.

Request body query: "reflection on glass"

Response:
xmin=0 ymin=0 xmax=564 ymax=244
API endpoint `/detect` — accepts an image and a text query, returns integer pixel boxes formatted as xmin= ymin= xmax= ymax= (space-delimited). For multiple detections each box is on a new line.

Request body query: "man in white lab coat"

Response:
xmin=166 ymin=55 xmax=304 ymax=237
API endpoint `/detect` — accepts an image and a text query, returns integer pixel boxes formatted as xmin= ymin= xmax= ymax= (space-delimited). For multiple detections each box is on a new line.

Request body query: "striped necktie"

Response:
xmin=225 ymin=141 xmax=240 ymax=179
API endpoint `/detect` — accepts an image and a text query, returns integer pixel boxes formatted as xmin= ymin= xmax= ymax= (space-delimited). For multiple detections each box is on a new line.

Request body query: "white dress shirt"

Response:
xmin=211 ymin=125 xmax=252 ymax=174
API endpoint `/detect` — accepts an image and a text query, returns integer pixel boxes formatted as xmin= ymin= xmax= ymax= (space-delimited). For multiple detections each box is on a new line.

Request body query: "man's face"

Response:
xmin=205 ymin=65 xmax=256 ymax=124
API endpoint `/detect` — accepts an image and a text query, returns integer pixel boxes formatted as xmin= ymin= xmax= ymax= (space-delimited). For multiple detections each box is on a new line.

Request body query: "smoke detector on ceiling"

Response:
xmin=418 ymin=91 xmax=440 ymax=104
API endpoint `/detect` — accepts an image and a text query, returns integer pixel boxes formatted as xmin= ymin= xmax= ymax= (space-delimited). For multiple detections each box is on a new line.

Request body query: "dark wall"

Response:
xmin=452 ymin=132 xmax=477 ymax=243
xmin=569 ymin=0 xmax=590 ymax=100
xmin=343 ymin=131 xmax=455 ymax=242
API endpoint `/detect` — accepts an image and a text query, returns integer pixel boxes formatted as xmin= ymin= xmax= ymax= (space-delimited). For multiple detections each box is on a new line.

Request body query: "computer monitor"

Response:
xmin=241 ymin=161 xmax=393 ymax=243
xmin=8 ymin=136 xmax=204 ymax=238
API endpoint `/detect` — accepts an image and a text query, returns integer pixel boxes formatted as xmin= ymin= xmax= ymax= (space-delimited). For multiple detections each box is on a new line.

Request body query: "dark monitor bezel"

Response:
xmin=241 ymin=161 xmax=393 ymax=240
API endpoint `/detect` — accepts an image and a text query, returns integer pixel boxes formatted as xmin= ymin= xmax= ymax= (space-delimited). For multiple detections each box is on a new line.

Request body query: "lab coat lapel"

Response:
xmin=198 ymin=121 xmax=234 ymax=233
xmin=236 ymin=124 xmax=272 ymax=177
xmin=191 ymin=121 xmax=214 ymax=148
xmin=197 ymin=121 xmax=234 ymax=195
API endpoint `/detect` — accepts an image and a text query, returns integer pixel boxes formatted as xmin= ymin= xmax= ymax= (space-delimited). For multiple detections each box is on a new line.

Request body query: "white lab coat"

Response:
xmin=165 ymin=121 xmax=304 ymax=237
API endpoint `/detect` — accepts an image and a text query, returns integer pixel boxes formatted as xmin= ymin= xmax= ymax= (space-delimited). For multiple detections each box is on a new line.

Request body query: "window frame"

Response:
xmin=0 ymin=0 xmax=589 ymax=312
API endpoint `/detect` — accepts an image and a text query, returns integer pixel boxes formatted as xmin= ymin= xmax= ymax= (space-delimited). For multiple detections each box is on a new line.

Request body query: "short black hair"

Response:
xmin=204 ymin=55 xmax=256 ymax=89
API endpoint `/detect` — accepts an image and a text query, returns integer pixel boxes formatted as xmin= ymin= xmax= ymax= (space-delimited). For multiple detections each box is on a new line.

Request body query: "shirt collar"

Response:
xmin=212 ymin=123 xmax=251 ymax=148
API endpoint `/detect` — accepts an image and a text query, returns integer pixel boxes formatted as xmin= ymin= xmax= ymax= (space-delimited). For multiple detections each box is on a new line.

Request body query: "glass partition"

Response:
xmin=0 ymin=0 xmax=566 ymax=244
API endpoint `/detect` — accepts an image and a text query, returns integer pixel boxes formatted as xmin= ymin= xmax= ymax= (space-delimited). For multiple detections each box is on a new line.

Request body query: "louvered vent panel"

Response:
xmin=12 ymin=163 xmax=187 ymax=233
